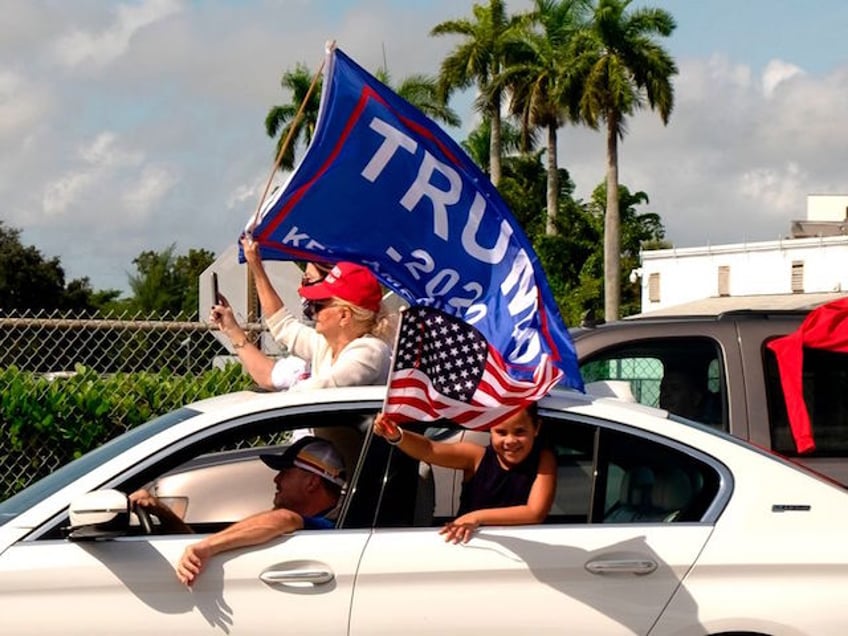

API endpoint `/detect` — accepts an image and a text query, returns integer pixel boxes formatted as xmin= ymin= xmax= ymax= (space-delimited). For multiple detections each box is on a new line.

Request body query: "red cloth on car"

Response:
xmin=767 ymin=297 xmax=848 ymax=453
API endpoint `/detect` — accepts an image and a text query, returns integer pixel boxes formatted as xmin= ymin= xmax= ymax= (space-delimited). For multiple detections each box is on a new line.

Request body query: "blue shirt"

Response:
xmin=301 ymin=514 xmax=334 ymax=530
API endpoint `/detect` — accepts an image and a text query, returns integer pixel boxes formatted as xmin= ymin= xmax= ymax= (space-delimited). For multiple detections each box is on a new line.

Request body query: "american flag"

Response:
xmin=384 ymin=306 xmax=564 ymax=430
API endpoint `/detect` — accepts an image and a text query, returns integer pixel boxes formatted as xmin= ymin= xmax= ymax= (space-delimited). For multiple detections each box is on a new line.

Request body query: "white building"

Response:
xmin=638 ymin=195 xmax=848 ymax=313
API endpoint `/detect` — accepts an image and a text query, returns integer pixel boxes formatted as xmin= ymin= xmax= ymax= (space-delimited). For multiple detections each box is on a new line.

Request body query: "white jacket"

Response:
xmin=265 ymin=307 xmax=390 ymax=391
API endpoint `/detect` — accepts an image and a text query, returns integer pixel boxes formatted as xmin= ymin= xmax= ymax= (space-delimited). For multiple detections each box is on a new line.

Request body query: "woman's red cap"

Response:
xmin=298 ymin=262 xmax=382 ymax=313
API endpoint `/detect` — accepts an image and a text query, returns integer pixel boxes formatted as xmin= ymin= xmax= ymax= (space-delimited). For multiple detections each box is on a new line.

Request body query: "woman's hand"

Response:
xmin=209 ymin=293 xmax=235 ymax=328
xmin=373 ymin=412 xmax=402 ymax=443
xmin=241 ymin=234 xmax=262 ymax=270
xmin=439 ymin=513 xmax=481 ymax=544
xmin=209 ymin=294 xmax=245 ymax=342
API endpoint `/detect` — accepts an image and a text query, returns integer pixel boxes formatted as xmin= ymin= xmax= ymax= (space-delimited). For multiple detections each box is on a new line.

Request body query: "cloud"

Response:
xmin=122 ymin=164 xmax=179 ymax=214
xmin=0 ymin=70 xmax=49 ymax=141
xmin=762 ymin=59 xmax=804 ymax=97
xmin=42 ymin=131 xmax=175 ymax=223
xmin=561 ymin=51 xmax=848 ymax=248
xmin=4 ymin=0 xmax=848 ymax=294
xmin=52 ymin=0 xmax=184 ymax=69
xmin=738 ymin=162 xmax=807 ymax=215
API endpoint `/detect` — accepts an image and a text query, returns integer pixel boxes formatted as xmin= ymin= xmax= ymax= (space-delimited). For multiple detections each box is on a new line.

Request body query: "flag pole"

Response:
xmin=244 ymin=40 xmax=335 ymax=326
xmin=381 ymin=305 xmax=408 ymax=414
xmin=246 ymin=40 xmax=335 ymax=236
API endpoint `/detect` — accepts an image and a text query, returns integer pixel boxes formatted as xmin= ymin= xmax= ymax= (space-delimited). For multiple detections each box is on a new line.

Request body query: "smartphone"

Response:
xmin=211 ymin=272 xmax=220 ymax=307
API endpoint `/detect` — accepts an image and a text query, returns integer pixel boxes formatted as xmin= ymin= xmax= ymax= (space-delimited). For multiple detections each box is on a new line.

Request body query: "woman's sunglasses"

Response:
xmin=302 ymin=299 xmax=334 ymax=321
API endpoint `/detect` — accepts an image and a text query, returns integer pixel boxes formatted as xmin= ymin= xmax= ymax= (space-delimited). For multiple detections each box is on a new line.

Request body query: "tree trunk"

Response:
xmin=489 ymin=89 xmax=502 ymax=186
xmin=545 ymin=124 xmax=558 ymax=236
xmin=603 ymin=118 xmax=621 ymax=322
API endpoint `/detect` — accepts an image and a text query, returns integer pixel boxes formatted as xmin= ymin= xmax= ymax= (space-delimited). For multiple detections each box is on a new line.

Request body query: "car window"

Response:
xmin=766 ymin=345 xmax=848 ymax=457
xmin=580 ymin=337 xmax=728 ymax=431
xmin=36 ymin=407 xmax=387 ymax=539
xmin=372 ymin=414 xmax=724 ymax=528
xmin=0 ymin=407 xmax=198 ymax=527
xmin=370 ymin=423 xmax=487 ymax=528
xmin=593 ymin=425 xmax=721 ymax=523
xmin=546 ymin=417 xmax=723 ymax=524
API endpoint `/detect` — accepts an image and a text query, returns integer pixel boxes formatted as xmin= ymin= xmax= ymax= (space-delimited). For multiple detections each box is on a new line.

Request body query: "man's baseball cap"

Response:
xmin=298 ymin=262 xmax=382 ymax=313
xmin=260 ymin=436 xmax=347 ymax=487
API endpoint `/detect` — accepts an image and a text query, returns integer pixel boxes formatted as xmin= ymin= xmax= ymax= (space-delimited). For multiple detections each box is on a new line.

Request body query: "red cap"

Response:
xmin=298 ymin=262 xmax=382 ymax=313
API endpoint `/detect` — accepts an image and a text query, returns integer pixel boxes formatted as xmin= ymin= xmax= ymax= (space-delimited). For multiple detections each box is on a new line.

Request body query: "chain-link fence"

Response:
xmin=0 ymin=309 xmax=265 ymax=498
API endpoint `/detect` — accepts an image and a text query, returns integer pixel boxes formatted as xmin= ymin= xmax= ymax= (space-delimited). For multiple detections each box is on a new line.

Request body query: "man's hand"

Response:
xmin=128 ymin=488 xmax=191 ymax=534
xmin=129 ymin=488 xmax=164 ymax=514
xmin=176 ymin=540 xmax=213 ymax=587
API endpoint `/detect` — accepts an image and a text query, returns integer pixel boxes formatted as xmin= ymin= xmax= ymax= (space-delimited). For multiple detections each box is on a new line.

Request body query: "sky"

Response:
xmin=3 ymin=0 xmax=848 ymax=294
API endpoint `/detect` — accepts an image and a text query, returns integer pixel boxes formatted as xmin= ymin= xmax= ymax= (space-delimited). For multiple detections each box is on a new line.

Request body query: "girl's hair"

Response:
xmin=526 ymin=401 xmax=541 ymax=425
xmin=333 ymin=298 xmax=397 ymax=343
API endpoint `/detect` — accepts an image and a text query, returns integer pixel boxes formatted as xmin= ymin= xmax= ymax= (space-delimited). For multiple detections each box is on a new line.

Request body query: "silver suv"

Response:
xmin=573 ymin=304 xmax=848 ymax=484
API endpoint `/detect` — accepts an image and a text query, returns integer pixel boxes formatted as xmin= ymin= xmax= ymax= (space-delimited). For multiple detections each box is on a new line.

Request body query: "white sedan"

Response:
xmin=1 ymin=385 xmax=847 ymax=634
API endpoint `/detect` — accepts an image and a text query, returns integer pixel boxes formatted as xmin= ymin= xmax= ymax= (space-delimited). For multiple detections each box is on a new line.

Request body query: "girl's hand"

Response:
xmin=373 ymin=412 xmax=401 ymax=442
xmin=439 ymin=514 xmax=480 ymax=544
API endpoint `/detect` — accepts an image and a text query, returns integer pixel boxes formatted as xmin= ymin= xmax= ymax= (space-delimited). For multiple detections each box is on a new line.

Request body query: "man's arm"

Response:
xmin=176 ymin=507 xmax=304 ymax=586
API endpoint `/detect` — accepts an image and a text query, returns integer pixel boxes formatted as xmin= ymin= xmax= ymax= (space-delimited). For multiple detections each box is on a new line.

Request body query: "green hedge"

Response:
xmin=0 ymin=364 xmax=255 ymax=497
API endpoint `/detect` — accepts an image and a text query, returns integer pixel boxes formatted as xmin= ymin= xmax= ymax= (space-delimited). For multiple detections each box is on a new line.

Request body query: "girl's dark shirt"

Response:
xmin=457 ymin=443 xmax=542 ymax=515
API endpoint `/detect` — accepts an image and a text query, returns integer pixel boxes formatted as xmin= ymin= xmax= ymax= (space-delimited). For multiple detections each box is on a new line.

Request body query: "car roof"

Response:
xmin=183 ymin=384 xmax=729 ymax=451
xmin=569 ymin=305 xmax=809 ymax=338
xmin=628 ymin=291 xmax=847 ymax=319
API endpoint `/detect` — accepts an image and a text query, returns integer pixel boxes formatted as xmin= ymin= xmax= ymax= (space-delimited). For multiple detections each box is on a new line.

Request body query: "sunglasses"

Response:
xmin=301 ymin=275 xmax=324 ymax=287
xmin=302 ymin=299 xmax=335 ymax=321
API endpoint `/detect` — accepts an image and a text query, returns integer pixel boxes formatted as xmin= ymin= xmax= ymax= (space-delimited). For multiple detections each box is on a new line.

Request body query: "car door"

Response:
xmin=0 ymin=529 xmax=368 ymax=635
xmin=0 ymin=407 xmax=385 ymax=635
xmin=349 ymin=414 xmax=726 ymax=635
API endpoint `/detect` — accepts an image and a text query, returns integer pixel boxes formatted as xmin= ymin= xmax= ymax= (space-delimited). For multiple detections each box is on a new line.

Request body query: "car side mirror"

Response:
xmin=65 ymin=489 xmax=130 ymax=541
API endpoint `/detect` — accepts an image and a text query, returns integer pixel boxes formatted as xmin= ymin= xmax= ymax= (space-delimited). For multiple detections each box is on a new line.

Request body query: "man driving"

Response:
xmin=129 ymin=435 xmax=346 ymax=586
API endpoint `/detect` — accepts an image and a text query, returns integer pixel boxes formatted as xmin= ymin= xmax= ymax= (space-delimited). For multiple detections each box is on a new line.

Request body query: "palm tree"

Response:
xmin=431 ymin=0 xmax=525 ymax=186
xmin=265 ymin=63 xmax=322 ymax=172
xmin=266 ymin=64 xmax=460 ymax=172
xmin=460 ymin=116 xmax=525 ymax=173
xmin=496 ymin=0 xmax=591 ymax=235
xmin=374 ymin=68 xmax=461 ymax=128
xmin=574 ymin=0 xmax=677 ymax=321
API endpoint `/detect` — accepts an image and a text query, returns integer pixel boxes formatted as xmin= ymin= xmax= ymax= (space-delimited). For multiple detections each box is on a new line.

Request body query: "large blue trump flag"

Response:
xmin=245 ymin=45 xmax=583 ymax=391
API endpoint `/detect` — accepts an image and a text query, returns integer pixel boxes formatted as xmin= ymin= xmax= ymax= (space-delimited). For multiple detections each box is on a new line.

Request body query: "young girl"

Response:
xmin=373 ymin=405 xmax=556 ymax=543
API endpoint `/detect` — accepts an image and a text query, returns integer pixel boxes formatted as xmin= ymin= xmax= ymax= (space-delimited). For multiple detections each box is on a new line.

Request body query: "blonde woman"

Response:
xmin=211 ymin=236 xmax=392 ymax=390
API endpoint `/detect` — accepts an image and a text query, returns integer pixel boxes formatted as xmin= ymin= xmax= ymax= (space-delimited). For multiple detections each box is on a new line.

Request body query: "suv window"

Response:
xmin=766 ymin=346 xmax=848 ymax=456
xmin=580 ymin=337 xmax=727 ymax=431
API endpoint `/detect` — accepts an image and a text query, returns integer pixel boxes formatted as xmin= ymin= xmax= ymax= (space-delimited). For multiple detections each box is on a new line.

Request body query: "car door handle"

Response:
xmin=584 ymin=558 xmax=657 ymax=576
xmin=260 ymin=568 xmax=335 ymax=586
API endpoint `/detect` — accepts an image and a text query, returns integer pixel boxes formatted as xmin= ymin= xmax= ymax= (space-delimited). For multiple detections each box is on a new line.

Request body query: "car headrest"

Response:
xmin=652 ymin=467 xmax=693 ymax=511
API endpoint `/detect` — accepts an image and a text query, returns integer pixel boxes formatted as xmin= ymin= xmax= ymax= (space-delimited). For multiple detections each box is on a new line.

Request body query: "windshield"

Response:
xmin=0 ymin=407 xmax=199 ymax=526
